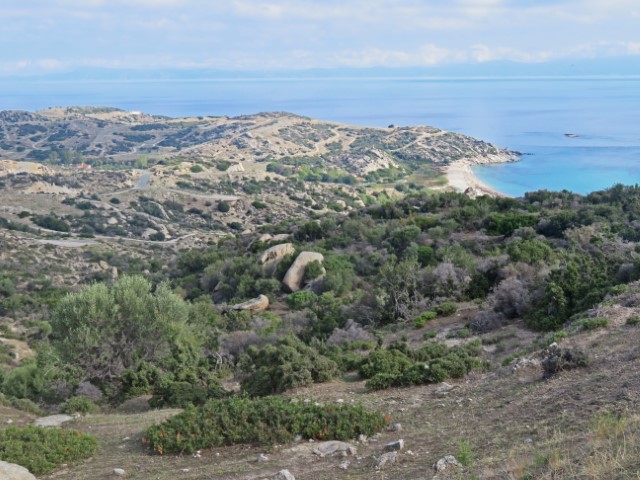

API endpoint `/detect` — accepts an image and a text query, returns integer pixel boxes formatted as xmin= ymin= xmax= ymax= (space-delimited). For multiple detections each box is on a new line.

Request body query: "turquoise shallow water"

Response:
xmin=1 ymin=76 xmax=639 ymax=196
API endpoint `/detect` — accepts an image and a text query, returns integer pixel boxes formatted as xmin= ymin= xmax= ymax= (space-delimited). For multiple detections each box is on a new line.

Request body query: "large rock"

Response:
xmin=312 ymin=441 xmax=357 ymax=457
xmin=230 ymin=294 xmax=269 ymax=314
xmin=33 ymin=414 xmax=74 ymax=428
xmin=0 ymin=461 xmax=37 ymax=480
xmin=259 ymin=243 xmax=295 ymax=267
xmin=282 ymin=252 xmax=325 ymax=293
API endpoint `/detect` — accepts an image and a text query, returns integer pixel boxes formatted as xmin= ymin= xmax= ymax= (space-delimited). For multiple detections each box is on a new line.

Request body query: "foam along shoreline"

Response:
xmin=445 ymin=153 xmax=518 ymax=198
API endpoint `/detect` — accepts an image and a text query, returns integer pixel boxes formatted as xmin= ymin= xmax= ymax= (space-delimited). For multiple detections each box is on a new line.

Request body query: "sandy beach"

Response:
xmin=445 ymin=153 xmax=518 ymax=198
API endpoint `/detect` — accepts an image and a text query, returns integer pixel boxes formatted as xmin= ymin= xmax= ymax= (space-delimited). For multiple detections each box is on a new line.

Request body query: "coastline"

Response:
xmin=444 ymin=152 xmax=518 ymax=198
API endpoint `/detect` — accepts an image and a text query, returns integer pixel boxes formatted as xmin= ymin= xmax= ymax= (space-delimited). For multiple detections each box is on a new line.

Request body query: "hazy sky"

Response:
xmin=2 ymin=0 xmax=639 ymax=74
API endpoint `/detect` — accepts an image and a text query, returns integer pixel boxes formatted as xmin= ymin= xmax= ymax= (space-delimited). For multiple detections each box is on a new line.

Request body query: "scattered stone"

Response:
xmin=313 ymin=441 xmax=358 ymax=457
xmin=180 ymin=469 xmax=190 ymax=473
xmin=6 ymin=419 xmax=13 ymax=424
xmin=113 ymin=468 xmax=126 ymax=476
xmin=357 ymin=434 xmax=368 ymax=443
xmin=512 ymin=357 xmax=542 ymax=373
xmin=374 ymin=451 xmax=397 ymax=470
xmin=33 ymin=414 xmax=74 ymax=428
xmin=391 ymin=422 xmax=402 ymax=432
xmin=229 ymin=294 xmax=269 ymax=314
xmin=435 ymin=382 xmax=454 ymax=394
xmin=339 ymin=460 xmax=350 ymax=470
xmin=384 ymin=439 xmax=404 ymax=452
xmin=294 ymin=434 xmax=303 ymax=442
xmin=0 ymin=460 xmax=37 ymax=480
xmin=257 ymin=453 xmax=269 ymax=463
xmin=273 ymin=470 xmax=295 ymax=480
xmin=282 ymin=252 xmax=325 ymax=292
xmin=434 ymin=455 xmax=461 ymax=472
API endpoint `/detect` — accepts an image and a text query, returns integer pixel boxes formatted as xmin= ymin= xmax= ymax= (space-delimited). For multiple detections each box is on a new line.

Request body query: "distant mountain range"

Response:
xmin=2 ymin=57 xmax=639 ymax=82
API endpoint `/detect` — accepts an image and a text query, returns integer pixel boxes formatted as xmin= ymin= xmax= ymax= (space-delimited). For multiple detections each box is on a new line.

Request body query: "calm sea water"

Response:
xmin=1 ymin=76 xmax=639 ymax=196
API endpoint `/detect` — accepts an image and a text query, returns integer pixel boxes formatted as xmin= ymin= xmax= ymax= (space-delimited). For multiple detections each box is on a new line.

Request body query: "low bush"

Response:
xmin=0 ymin=394 xmax=44 ymax=416
xmin=359 ymin=341 xmax=482 ymax=390
xmin=414 ymin=310 xmax=437 ymax=328
xmin=627 ymin=315 xmax=640 ymax=326
xmin=436 ymin=301 xmax=458 ymax=316
xmin=61 ymin=396 xmax=98 ymax=415
xmin=143 ymin=396 xmax=387 ymax=455
xmin=0 ymin=426 xmax=97 ymax=474
xmin=239 ymin=337 xmax=339 ymax=397
xmin=576 ymin=317 xmax=609 ymax=330
xmin=286 ymin=291 xmax=318 ymax=310
xmin=542 ymin=345 xmax=589 ymax=378
xmin=149 ymin=376 xmax=227 ymax=409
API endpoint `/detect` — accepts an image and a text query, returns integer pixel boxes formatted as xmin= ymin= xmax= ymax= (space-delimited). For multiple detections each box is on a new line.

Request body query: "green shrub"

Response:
xmin=190 ymin=164 xmax=204 ymax=173
xmin=358 ymin=349 xmax=413 ymax=379
xmin=360 ymin=342 xmax=482 ymax=390
xmin=627 ymin=315 xmax=640 ymax=326
xmin=32 ymin=215 xmax=70 ymax=232
xmin=149 ymin=379 xmax=226 ymax=409
xmin=576 ymin=317 xmax=609 ymax=330
xmin=143 ymin=396 xmax=387 ymax=454
xmin=239 ymin=337 xmax=339 ymax=396
xmin=414 ymin=311 xmax=437 ymax=328
xmin=50 ymin=276 xmax=202 ymax=395
xmin=0 ymin=426 xmax=96 ymax=474
xmin=303 ymin=260 xmax=324 ymax=282
xmin=286 ymin=291 xmax=318 ymax=310
xmin=457 ymin=440 xmax=473 ymax=466
xmin=217 ymin=202 xmax=231 ymax=212
xmin=436 ymin=301 xmax=458 ymax=316
xmin=4 ymin=396 xmax=44 ymax=416
xmin=323 ymin=348 xmax=365 ymax=373
xmin=61 ymin=396 xmax=98 ymax=415
xmin=609 ymin=284 xmax=630 ymax=295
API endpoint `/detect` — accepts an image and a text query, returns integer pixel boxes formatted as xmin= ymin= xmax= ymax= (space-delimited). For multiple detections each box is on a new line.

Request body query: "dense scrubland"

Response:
xmin=3 ymin=182 xmax=640 ymax=477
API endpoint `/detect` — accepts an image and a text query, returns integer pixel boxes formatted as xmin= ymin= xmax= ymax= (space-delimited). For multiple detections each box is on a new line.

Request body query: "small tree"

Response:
xmin=50 ymin=276 xmax=201 ymax=386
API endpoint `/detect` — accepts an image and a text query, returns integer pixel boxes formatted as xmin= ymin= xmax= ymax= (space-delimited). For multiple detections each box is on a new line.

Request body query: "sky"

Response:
xmin=1 ymin=0 xmax=639 ymax=75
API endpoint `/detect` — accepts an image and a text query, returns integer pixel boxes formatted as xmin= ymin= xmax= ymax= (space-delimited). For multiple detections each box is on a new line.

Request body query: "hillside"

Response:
xmin=0 ymin=108 xmax=515 ymax=241
xmin=2 ymin=109 xmax=640 ymax=479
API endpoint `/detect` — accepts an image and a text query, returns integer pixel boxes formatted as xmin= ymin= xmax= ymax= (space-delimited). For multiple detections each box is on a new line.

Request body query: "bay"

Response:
xmin=1 ymin=76 xmax=639 ymax=196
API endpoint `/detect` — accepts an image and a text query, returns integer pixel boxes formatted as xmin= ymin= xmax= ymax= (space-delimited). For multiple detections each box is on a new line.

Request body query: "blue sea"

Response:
xmin=1 ymin=76 xmax=640 ymax=196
